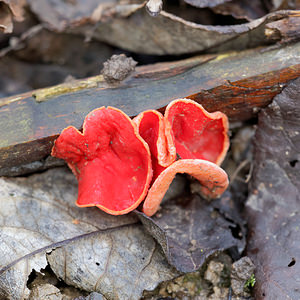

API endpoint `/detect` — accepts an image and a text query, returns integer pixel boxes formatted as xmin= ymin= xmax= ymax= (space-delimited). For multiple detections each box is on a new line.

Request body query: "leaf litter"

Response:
xmin=0 ymin=155 xmax=246 ymax=299
xmin=10 ymin=0 xmax=298 ymax=55
xmin=246 ymin=77 xmax=300 ymax=299
xmin=0 ymin=167 xmax=178 ymax=300
xmin=136 ymin=187 xmax=246 ymax=273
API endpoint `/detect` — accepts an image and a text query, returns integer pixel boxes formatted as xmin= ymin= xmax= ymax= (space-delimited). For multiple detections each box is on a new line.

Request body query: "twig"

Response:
xmin=230 ymin=159 xmax=252 ymax=184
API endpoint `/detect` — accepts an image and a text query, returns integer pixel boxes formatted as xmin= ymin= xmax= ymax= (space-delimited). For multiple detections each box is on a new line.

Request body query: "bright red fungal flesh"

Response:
xmin=165 ymin=99 xmax=229 ymax=165
xmin=134 ymin=111 xmax=161 ymax=160
xmin=133 ymin=110 xmax=176 ymax=181
xmin=52 ymin=107 xmax=152 ymax=215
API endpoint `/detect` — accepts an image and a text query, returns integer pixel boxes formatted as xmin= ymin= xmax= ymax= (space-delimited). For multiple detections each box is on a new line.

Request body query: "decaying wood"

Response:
xmin=0 ymin=43 xmax=300 ymax=175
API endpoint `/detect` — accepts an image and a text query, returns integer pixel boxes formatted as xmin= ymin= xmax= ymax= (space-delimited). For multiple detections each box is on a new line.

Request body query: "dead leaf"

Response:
xmin=48 ymin=224 xmax=177 ymax=300
xmin=28 ymin=284 xmax=61 ymax=300
xmin=0 ymin=1 xmax=13 ymax=33
xmin=0 ymin=167 xmax=177 ymax=300
xmin=0 ymin=0 xmax=26 ymax=33
xmin=183 ymin=0 xmax=231 ymax=8
xmin=2 ymin=27 xmax=113 ymax=75
xmin=136 ymin=191 xmax=245 ymax=273
xmin=22 ymin=0 xmax=300 ymax=55
xmin=2 ymin=0 xmax=26 ymax=21
xmin=78 ymin=292 xmax=107 ymax=300
xmin=246 ymin=77 xmax=300 ymax=299
xmin=27 ymin=0 xmax=116 ymax=31
xmin=270 ymin=0 xmax=300 ymax=10
xmin=13 ymin=28 xmax=112 ymax=66
xmin=212 ymin=0 xmax=268 ymax=21
xmin=86 ymin=9 xmax=300 ymax=55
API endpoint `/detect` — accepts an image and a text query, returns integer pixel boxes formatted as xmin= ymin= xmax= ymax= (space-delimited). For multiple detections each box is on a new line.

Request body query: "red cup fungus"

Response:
xmin=165 ymin=99 xmax=229 ymax=166
xmin=52 ymin=99 xmax=229 ymax=217
xmin=134 ymin=99 xmax=229 ymax=216
xmin=51 ymin=107 xmax=152 ymax=215
xmin=142 ymin=159 xmax=229 ymax=216
xmin=133 ymin=110 xmax=176 ymax=181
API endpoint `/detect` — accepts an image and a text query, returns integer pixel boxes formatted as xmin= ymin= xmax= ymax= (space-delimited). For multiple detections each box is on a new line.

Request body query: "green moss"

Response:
xmin=244 ymin=274 xmax=256 ymax=290
xmin=33 ymin=75 xmax=104 ymax=102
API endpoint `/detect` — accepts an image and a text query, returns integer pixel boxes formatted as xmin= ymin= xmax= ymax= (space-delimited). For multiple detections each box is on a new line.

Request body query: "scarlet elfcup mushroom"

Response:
xmin=142 ymin=159 xmax=229 ymax=216
xmin=134 ymin=99 xmax=229 ymax=179
xmin=133 ymin=110 xmax=176 ymax=181
xmin=165 ymin=99 xmax=229 ymax=165
xmin=135 ymin=99 xmax=230 ymax=217
xmin=52 ymin=107 xmax=152 ymax=215
xmin=52 ymin=99 xmax=229 ymax=218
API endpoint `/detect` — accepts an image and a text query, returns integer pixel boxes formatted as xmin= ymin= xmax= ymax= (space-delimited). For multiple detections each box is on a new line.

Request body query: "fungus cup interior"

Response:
xmin=52 ymin=107 xmax=152 ymax=215
xmin=165 ymin=99 xmax=229 ymax=165
xmin=133 ymin=110 xmax=176 ymax=181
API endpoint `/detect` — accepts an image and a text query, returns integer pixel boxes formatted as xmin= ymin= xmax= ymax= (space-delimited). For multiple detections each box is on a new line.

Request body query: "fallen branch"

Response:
xmin=0 ymin=43 xmax=299 ymax=175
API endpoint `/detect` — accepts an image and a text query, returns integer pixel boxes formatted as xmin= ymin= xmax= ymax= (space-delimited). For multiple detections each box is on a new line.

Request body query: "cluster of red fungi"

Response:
xmin=52 ymin=99 xmax=229 ymax=217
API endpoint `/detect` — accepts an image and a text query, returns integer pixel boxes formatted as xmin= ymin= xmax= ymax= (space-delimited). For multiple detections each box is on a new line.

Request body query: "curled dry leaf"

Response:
xmin=0 ymin=168 xmax=177 ymax=300
xmin=81 ymin=9 xmax=300 ymax=55
xmin=23 ymin=0 xmax=300 ymax=54
xmin=246 ymin=78 xmax=300 ymax=299
xmin=8 ymin=28 xmax=113 ymax=75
